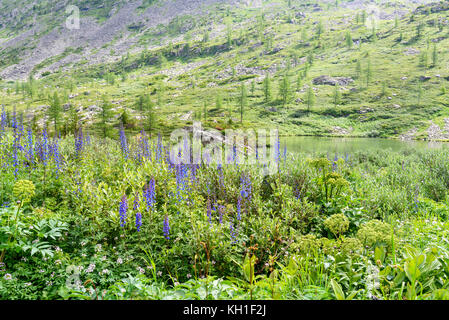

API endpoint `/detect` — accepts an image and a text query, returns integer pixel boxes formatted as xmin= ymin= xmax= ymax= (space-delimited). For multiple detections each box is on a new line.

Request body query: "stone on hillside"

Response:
xmin=312 ymin=75 xmax=354 ymax=86
xmin=404 ymin=48 xmax=420 ymax=55
xmin=419 ymin=76 xmax=431 ymax=81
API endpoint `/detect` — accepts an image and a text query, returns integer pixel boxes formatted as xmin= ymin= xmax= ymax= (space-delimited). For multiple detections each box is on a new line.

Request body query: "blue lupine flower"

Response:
xmin=119 ymin=125 xmax=129 ymax=159
xmin=236 ymin=196 xmax=242 ymax=221
xmin=41 ymin=129 xmax=49 ymax=166
xmin=240 ymin=173 xmax=252 ymax=201
xmin=163 ymin=215 xmax=170 ymax=240
xmin=230 ymin=222 xmax=237 ymax=244
xmin=11 ymin=116 xmax=19 ymax=178
xmin=206 ymin=199 xmax=213 ymax=225
xmin=26 ymin=128 xmax=34 ymax=166
xmin=143 ymin=178 xmax=156 ymax=211
xmin=332 ymin=154 xmax=338 ymax=171
xmin=0 ymin=106 xmax=6 ymax=132
xmin=52 ymin=137 xmax=61 ymax=178
xmin=135 ymin=211 xmax=142 ymax=232
xmin=273 ymin=131 xmax=281 ymax=164
xmin=119 ymin=195 xmax=128 ymax=227
xmin=75 ymin=127 xmax=83 ymax=158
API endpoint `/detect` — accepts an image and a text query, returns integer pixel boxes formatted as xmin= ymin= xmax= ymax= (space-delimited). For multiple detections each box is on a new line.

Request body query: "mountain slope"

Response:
xmin=1 ymin=0 xmax=449 ymax=140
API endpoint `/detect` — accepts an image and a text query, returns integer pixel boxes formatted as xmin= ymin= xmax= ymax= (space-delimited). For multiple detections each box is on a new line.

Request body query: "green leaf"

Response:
xmin=330 ymin=279 xmax=345 ymax=300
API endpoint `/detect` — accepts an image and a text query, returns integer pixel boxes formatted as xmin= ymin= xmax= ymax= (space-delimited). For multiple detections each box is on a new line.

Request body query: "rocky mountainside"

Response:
xmin=1 ymin=0 xmax=449 ymax=140
xmin=0 ymin=0 xmax=240 ymax=80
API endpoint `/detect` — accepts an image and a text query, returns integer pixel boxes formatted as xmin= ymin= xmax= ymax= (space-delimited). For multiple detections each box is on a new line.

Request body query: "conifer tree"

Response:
xmin=48 ymin=92 xmax=61 ymax=134
xmin=263 ymin=74 xmax=272 ymax=103
xmin=345 ymin=31 xmax=353 ymax=48
xmin=239 ymin=83 xmax=247 ymax=123
xmin=100 ymin=96 xmax=113 ymax=139
xmin=333 ymin=85 xmax=342 ymax=106
xmin=305 ymin=86 xmax=315 ymax=115
xmin=279 ymin=75 xmax=291 ymax=106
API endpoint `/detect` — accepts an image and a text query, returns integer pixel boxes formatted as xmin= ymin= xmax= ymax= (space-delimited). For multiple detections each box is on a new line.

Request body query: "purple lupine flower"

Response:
xmin=52 ymin=137 xmax=61 ymax=178
xmin=84 ymin=132 xmax=91 ymax=146
xmin=119 ymin=195 xmax=128 ymax=227
xmin=143 ymin=178 xmax=156 ymax=211
xmin=163 ymin=215 xmax=170 ymax=240
xmin=41 ymin=128 xmax=49 ymax=166
xmin=275 ymin=134 xmax=281 ymax=164
xmin=11 ymin=115 xmax=20 ymax=178
xmin=230 ymin=222 xmax=237 ymax=244
xmin=240 ymin=173 xmax=252 ymax=201
xmin=332 ymin=154 xmax=338 ymax=172
xmin=119 ymin=125 xmax=129 ymax=159
xmin=217 ymin=205 xmax=224 ymax=224
xmin=175 ymin=164 xmax=186 ymax=202
xmin=206 ymin=199 xmax=213 ymax=225
xmin=133 ymin=193 xmax=140 ymax=210
xmin=236 ymin=196 xmax=242 ymax=221
xmin=0 ymin=106 xmax=6 ymax=132
xmin=26 ymin=128 xmax=34 ymax=166
xmin=135 ymin=211 xmax=142 ymax=232
xmin=75 ymin=127 xmax=83 ymax=158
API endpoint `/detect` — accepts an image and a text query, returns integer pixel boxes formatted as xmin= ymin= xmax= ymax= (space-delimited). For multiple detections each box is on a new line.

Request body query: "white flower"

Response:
xmin=95 ymin=244 xmax=102 ymax=252
xmin=186 ymin=274 xmax=192 ymax=279
xmin=3 ymin=274 xmax=12 ymax=280
xmin=86 ymin=264 xmax=96 ymax=273
xmin=117 ymin=258 xmax=123 ymax=265
xmin=102 ymin=269 xmax=110 ymax=275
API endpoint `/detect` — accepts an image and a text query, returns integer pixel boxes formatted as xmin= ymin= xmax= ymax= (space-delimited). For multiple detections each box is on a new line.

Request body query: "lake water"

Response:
xmin=281 ymin=136 xmax=449 ymax=155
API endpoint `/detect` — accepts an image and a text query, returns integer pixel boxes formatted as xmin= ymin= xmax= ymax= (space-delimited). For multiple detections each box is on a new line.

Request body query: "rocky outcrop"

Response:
xmin=312 ymin=75 xmax=354 ymax=86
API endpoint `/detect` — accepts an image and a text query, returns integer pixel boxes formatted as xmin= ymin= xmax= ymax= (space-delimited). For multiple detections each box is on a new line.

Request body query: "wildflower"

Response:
xmin=163 ymin=215 xmax=170 ymax=240
xmin=95 ymin=244 xmax=102 ymax=252
xmin=119 ymin=195 xmax=128 ymax=227
xmin=75 ymin=127 xmax=83 ymax=158
xmin=157 ymin=271 xmax=162 ymax=277
xmin=102 ymin=269 xmax=110 ymax=275
xmin=230 ymin=222 xmax=237 ymax=243
xmin=3 ymin=274 xmax=12 ymax=280
xmin=236 ymin=196 xmax=242 ymax=221
xmin=206 ymin=199 xmax=213 ymax=225
xmin=135 ymin=211 xmax=142 ymax=232
xmin=117 ymin=258 xmax=123 ymax=265
xmin=240 ymin=173 xmax=252 ymax=201
xmin=143 ymin=178 xmax=156 ymax=212
xmin=137 ymin=267 xmax=145 ymax=274
xmin=187 ymin=274 xmax=192 ymax=279
xmin=119 ymin=124 xmax=129 ymax=159
xmin=86 ymin=264 xmax=96 ymax=273
xmin=13 ymin=180 xmax=35 ymax=203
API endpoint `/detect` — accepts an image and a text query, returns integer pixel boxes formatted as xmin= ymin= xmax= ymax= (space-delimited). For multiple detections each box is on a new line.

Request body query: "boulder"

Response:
xmin=312 ymin=75 xmax=354 ymax=86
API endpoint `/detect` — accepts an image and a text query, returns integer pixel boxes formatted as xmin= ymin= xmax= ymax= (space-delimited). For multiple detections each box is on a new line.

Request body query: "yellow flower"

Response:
xmin=13 ymin=180 xmax=36 ymax=203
